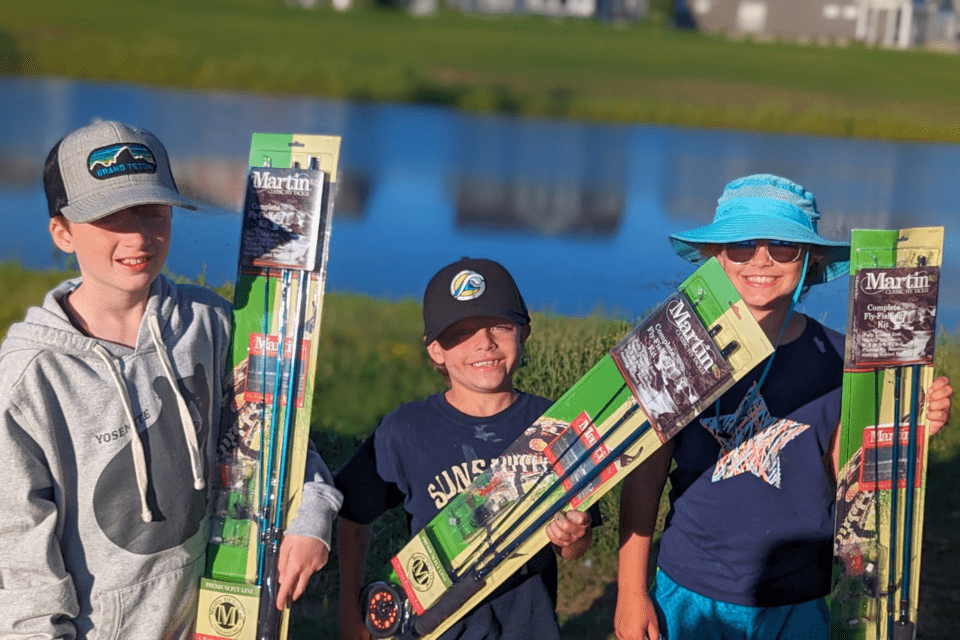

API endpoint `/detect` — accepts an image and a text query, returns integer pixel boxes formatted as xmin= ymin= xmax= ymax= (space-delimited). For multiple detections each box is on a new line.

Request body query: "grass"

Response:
xmin=4 ymin=0 xmax=960 ymax=142
xmin=3 ymin=264 xmax=960 ymax=637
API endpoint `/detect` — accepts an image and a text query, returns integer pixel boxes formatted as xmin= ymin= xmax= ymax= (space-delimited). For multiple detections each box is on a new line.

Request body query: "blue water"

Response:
xmin=2 ymin=76 xmax=959 ymax=332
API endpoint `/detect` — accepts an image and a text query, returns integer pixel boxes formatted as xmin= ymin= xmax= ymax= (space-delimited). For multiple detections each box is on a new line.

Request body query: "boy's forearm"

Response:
xmin=618 ymin=525 xmax=656 ymax=597
xmin=337 ymin=517 xmax=371 ymax=598
xmin=618 ymin=442 xmax=673 ymax=594
xmin=338 ymin=517 xmax=373 ymax=640
xmin=284 ymin=443 xmax=344 ymax=547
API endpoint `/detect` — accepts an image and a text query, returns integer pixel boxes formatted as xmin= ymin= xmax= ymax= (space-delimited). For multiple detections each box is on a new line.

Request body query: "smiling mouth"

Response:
xmin=119 ymin=256 xmax=150 ymax=267
xmin=744 ymin=275 xmax=778 ymax=285
xmin=471 ymin=359 xmax=502 ymax=368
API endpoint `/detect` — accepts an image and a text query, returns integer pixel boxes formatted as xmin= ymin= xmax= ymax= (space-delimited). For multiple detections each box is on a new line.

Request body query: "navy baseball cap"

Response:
xmin=423 ymin=257 xmax=530 ymax=345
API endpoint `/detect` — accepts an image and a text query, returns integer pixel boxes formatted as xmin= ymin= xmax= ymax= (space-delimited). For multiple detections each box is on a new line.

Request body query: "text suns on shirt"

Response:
xmin=428 ymin=453 xmax=552 ymax=509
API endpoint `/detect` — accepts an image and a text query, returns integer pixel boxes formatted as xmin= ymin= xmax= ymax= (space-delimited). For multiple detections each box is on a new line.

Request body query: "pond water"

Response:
xmin=2 ymin=76 xmax=958 ymax=332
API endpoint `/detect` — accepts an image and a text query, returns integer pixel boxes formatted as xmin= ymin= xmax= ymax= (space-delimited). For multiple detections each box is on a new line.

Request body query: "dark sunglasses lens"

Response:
xmin=768 ymin=241 xmax=802 ymax=263
xmin=725 ymin=241 xmax=757 ymax=264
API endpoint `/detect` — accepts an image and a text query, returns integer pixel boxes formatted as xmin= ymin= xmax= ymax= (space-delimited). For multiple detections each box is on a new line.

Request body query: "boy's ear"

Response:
xmin=49 ymin=216 xmax=75 ymax=254
xmin=425 ymin=339 xmax=445 ymax=367
xmin=519 ymin=324 xmax=531 ymax=345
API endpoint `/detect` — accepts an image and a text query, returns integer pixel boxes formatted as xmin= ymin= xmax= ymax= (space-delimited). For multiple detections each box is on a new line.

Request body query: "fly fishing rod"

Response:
xmin=872 ymin=368 xmax=883 ymax=640
xmin=258 ymin=271 xmax=310 ymax=640
xmin=892 ymin=364 xmax=922 ymax=640
xmin=257 ymin=270 xmax=292 ymax=584
xmin=886 ymin=366 xmax=903 ymax=640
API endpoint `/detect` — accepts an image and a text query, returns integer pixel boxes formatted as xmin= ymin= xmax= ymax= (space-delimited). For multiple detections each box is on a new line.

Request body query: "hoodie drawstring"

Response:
xmin=148 ymin=315 xmax=206 ymax=492
xmin=92 ymin=314 xmax=207 ymax=524
xmin=93 ymin=344 xmax=154 ymax=524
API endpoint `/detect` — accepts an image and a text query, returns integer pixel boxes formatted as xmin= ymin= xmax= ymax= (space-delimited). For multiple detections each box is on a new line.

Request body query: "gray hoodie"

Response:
xmin=0 ymin=276 xmax=342 ymax=639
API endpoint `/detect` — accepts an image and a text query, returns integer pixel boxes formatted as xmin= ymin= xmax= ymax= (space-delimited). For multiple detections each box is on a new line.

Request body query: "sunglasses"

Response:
xmin=723 ymin=240 xmax=804 ymax=265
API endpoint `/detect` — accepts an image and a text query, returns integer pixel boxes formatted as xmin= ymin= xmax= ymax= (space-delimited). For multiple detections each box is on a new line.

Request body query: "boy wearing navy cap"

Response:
xmin=336 ymin=257 xmax=595 ymax=640
xmin=0 ymin=120 xmax=341 ymax=638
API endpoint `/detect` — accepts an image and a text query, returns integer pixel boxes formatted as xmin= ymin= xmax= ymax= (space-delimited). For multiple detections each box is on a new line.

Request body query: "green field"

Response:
xmin=3 ymin=264 xmax=960 ymax=639
xmin=5 ymin=0 xmax=960 ymax=142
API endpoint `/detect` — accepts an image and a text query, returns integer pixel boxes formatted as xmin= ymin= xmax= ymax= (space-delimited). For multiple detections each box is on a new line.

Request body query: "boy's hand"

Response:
xmin=926 ymin=376 xmax=952 ymax=438
xmin=546 ymin=510 xmax=592 ymax=560
xmin=546 ymin=509 xmax=590 ymax=547
xmin=275 ymin=534 xmax=330 ymax=610
xmin=615 ymin=589 xmax=660 ymax=640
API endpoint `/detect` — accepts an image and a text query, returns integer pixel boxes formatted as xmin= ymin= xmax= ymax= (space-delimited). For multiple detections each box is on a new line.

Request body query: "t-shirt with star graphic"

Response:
xmin=657 ymin=317 xmax=844 ymax=607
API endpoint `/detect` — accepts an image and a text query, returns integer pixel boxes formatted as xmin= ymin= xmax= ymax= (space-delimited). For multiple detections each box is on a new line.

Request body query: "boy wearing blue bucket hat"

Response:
xmin=614 ymin=175 xmax=953 ymax=640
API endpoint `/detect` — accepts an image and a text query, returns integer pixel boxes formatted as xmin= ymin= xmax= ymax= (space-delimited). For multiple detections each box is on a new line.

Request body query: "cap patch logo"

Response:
xmin=88 ymin=143 xmax=157 ymax=180
xmin=451 ymin=270 xmax=485 ymax=301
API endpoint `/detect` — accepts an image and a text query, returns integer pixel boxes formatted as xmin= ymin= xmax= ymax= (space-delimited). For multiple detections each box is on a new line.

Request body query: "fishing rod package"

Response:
xmin=195 ymin=134 xmax=341 ymax=640
xmin=830 ymin=227 xmax=944 ymax=640
xmin=360 ymin=258 xmax=775 ymax=640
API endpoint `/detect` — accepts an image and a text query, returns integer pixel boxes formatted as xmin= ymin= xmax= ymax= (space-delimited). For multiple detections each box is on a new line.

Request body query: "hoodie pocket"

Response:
xmin=90 ymin=555 xmax=205 ymax=640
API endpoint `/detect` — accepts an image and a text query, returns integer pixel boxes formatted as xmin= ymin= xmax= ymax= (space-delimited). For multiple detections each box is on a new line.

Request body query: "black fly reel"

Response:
xmin=362 ymin=581 xmax=407 ymax=638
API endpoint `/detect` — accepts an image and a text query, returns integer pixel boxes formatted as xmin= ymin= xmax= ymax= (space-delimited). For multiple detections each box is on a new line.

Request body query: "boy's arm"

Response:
xmin=615 ymin=441 xmax=673 ymax=640
xmin=276 ymin=441 xmax=344 ymax=609
xmin=333 ymin=430 xmax=404 ymax=640
xmin=338 ymin=517 xmax=373 ymax=640
xmin=0 ymin=402 xmax=81 ymax=638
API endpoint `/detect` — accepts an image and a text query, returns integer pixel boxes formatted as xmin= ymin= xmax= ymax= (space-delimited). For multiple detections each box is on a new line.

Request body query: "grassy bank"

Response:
xmin=5 ymin=0 xmax=960 ymax=143
xmin=2 ymin=264 xmax=959 ymax=638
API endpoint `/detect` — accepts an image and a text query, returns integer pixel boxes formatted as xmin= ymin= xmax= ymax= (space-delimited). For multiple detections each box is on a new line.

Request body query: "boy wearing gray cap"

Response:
xmin=335 ymin=257 xmax=595 ymax=640
xmin=0 ymin=121 xmax=341 ymax=638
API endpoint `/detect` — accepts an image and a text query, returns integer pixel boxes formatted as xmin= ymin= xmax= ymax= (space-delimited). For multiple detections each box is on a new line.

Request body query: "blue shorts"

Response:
xmin=652 ymin=570 xmax=829 ymax=640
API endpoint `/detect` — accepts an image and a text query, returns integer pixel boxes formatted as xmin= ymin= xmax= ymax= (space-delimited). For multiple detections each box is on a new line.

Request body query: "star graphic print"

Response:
xmin=700 ymin=385 xmax=810 ymax=488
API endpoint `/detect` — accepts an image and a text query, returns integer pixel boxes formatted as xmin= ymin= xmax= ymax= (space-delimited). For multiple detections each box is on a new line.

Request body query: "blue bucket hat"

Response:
xmin=669 ymin=174 xmax=849 ymax=285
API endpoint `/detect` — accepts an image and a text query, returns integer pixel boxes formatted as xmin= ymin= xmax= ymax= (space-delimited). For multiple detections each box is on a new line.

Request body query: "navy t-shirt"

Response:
xmin=336 ymin=391 xmax=565 ymax=640
xmin=656 ymin=318 xmax=845 ymax=607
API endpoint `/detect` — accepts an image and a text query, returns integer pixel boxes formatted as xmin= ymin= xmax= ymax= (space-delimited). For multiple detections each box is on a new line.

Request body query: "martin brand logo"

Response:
xmin=250 ymin=170 xmax=312 ymax=192
xmin=87 ymin=144 xmax=157 ymax=180
xmin=407 ymin=553 xmax=435 ymax=592
xmin=667 ymin=299 xmax=715 ymax=373
xmin=861 ymin=270 xmax=931 ymax=294
xmin=208 ymin=595 xmax=246 ymax=638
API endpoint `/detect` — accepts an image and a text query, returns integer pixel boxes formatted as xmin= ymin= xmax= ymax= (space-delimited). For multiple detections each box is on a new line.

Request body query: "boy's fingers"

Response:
xmin=275 ymin=539 xmax=293 ymax=609
xmin=554 ymin=510 xmax=589 ymax=532
xmin=547 ymin=511 xmax=589 ymax=546
xmin=292 ymin=572 xmax=310 ymax=603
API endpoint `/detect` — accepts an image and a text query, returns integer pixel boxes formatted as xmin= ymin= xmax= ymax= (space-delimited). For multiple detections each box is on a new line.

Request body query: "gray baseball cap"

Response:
xmin=43 ymin=120 xmax=197 ymax=223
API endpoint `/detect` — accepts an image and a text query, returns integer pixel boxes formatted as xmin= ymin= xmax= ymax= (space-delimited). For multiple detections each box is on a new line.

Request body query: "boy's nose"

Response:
xmin=751 ymin=242 xmax=775 ymax=265
xmin=474 ymin=328 xmax=497 ymax=348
